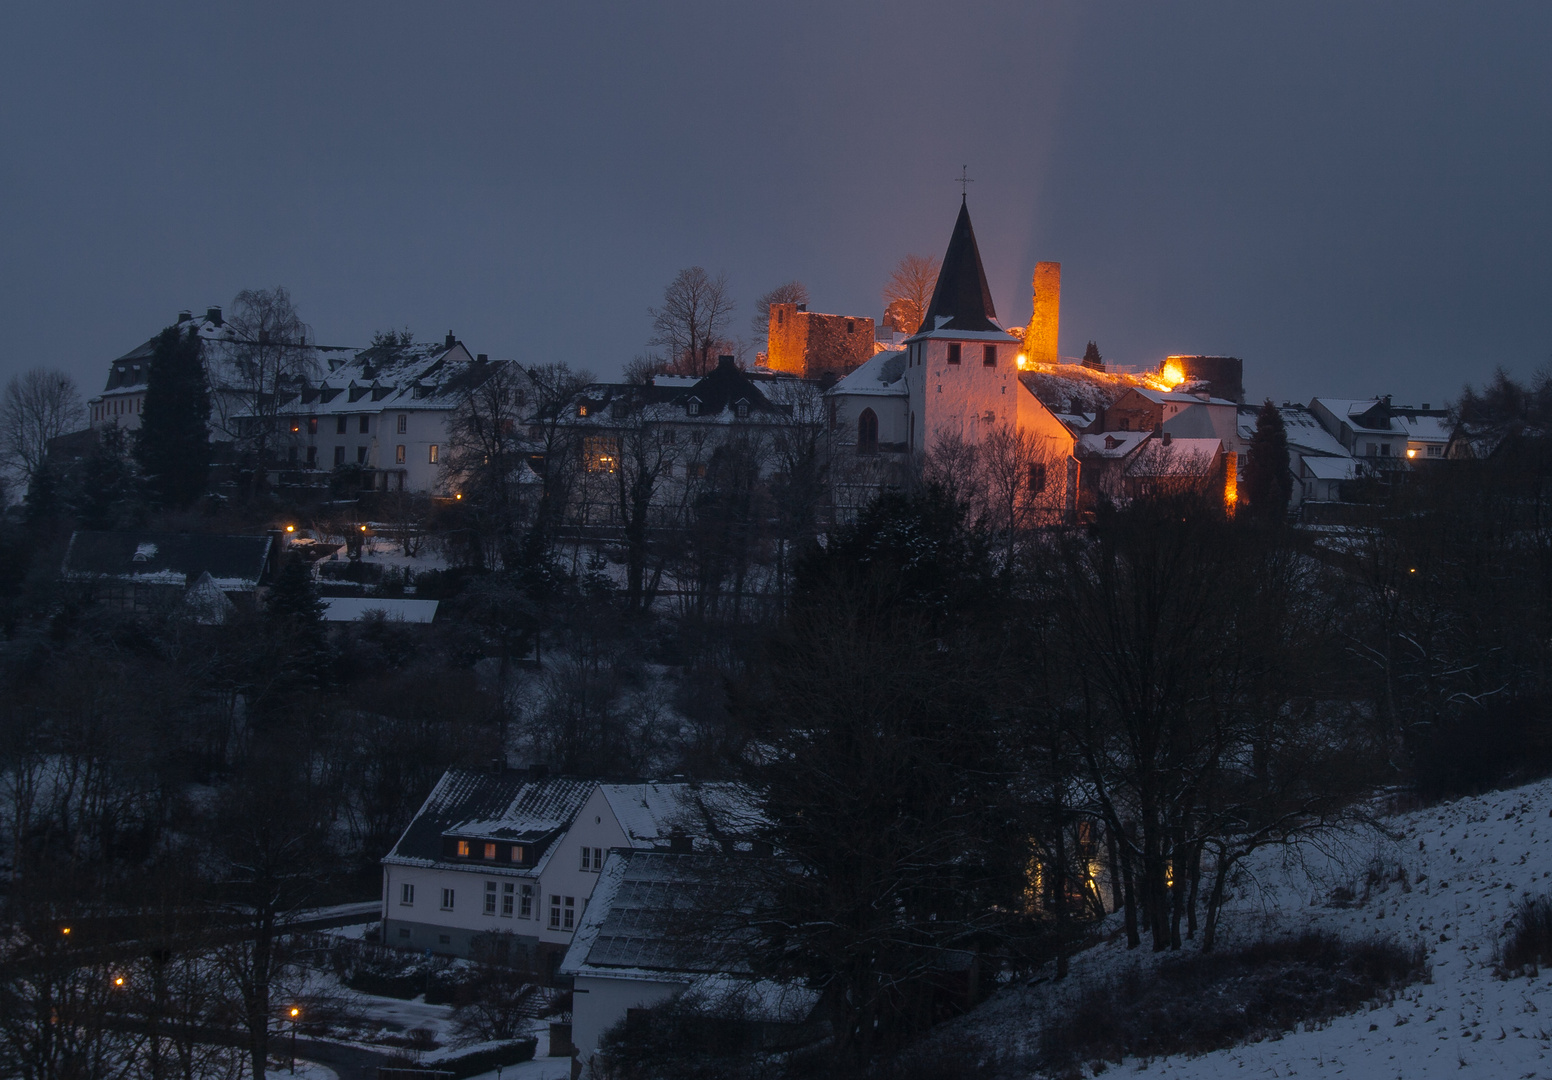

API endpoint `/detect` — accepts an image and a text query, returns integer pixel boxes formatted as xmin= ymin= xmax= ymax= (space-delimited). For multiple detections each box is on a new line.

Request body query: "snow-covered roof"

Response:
xmin=827 ymin=348 xmax=907 ymax=397
xmin=1312 ymin=398 xmax=1399 ymax=434
xmin=600 ymin=782 xmax=765 ymax=853
xmin=1130 ymin=386 xmax=1237 ymax=407
xmin=383 ymin=770 xmax=594 ymax=869
xmin=62 ymin=530 xmax=274 ymax=590
xmin=1302 ymin=455 xmax=1360 ymax=481
xmin=321 ymin=597 xmax=439 ymax=623
xmin=1395 ymin=413 xmax=1452 ymax=443
xmin=1124 ymin=437 xmax=1224 ymax=478
xmin=560 ymin=849 xmax=760 ymax=981
xmin=1238 ymin=405 xmax=1350 ymax=458
xmin=1078 ymin=431 xmax=1149 ymax=459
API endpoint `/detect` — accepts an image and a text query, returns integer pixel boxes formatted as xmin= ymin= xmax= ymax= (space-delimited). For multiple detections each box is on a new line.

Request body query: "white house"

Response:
xmin=560 ymin=849 xmax=820 ymax=1077
xmin=380 ymin=770 xmax=756 ymax=978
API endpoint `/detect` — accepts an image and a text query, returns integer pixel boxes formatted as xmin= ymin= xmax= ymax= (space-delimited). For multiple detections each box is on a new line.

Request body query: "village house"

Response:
xmin=561 ymin=848 xmax=822 ymax=1076
xmin=60 ymin=529 xmax=279 ymax=614
xmin=381 ymin=769 xmax=757 ymax=978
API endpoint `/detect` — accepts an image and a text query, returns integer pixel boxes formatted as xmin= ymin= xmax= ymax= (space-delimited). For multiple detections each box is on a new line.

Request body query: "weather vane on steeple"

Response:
xmin=956 ymin=165 xmax=974 ymax=201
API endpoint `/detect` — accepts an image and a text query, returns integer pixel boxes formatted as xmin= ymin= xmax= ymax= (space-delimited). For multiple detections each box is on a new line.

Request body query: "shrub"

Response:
xmin=1501 ymin=894 xmax=1552 ymax=974
xmin=1039 ymin=932 xmax=1428 ymax=1071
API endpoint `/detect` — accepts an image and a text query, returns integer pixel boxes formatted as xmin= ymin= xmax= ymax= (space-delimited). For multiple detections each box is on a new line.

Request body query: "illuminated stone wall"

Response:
xmin=1023 ymin=261 xmax=1061 ymax=364
xmin=766 ymin=304 xmax=875 ymax=379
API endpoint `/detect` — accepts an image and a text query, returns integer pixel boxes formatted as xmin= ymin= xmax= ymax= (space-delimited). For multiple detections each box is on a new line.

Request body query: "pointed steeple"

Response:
xmin=917 ymin=198 xmax=1001 ymax=335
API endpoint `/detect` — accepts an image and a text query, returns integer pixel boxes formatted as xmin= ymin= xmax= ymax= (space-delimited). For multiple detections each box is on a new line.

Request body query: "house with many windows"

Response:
xmin=381 ymin=769 xmax=757 ymax=978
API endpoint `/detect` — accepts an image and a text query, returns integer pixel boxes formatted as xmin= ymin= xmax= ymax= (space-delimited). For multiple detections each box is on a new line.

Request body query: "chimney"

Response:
xmin=1162 ymin=431 xmax=1173 ymax=446
xmin=205 ymin=306 xmax=222 ymax=326
xmin=178 ymin=309 xmax=193 ymax=323
xmin=795 ymin=303 xmax=807 ymax=312
xmin=717 ymin=354 xmax=736 ymax=371
xmin=476 ymin=353 xmax=488 ymax=363
xmin=668 ymin=828 xmax=693 ymax=854
xmin=445 ymin=331 xmax=456 ymax=349
xmin=1024 ymin=262 xmax=1061 ymax=365
xmin=1422 ymin=402 xmax=1431 ymax=411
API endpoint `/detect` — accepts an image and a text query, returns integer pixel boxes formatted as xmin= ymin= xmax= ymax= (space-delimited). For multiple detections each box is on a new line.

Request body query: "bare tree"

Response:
xmin=441 ymin=362 xmax=535 ymax=568
xmin=0 ymin=368 xmax=83 ymax=488
xmin=215 ymin=288 xmax=317 ymax=477
xmin=750 ymin=280 xmax=809 ymax=340
xmin=649 ymin=267 xmax=736 ymax=377
xmin=882 ymin=254 xmax=940 ymax=335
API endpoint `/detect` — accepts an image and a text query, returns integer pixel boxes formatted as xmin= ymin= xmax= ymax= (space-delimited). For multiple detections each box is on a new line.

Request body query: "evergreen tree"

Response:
xmin=265 ymin=554 xmax=330 ymax=687
xmin=1242 ymin=399 xmax=1293 ymax=522
xmin=1082 ymin=341 xmax=1103 ymax=370
xmin=136 ymin=325 xmax=210 ymax=507
xmin=75 ymin=426 xmax=140 ymax=530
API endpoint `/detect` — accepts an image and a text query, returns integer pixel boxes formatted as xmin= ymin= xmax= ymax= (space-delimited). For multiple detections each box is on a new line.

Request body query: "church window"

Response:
xmin=947 ymin=343 xmax=962 ymax=365
xmin=857 ymin=409 xmax=879 ymax=455
xmin=983 ymin=345 xmax=996 ymax=367
xmin=1028 ymin=462 xmax=1048 ymax=493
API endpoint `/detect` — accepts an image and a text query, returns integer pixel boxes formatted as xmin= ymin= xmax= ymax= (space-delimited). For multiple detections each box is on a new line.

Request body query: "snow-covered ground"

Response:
xmin=949 ymin=777 xmax=1552 ymax=1077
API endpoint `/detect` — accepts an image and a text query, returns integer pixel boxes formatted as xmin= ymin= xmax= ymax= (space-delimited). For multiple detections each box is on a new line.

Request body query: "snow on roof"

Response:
xmin=600 ymin=782 xmax=764 ymax=851
xmin=1124 ymin=437 xmax=1223 ymax=477
xmin=1238 ymin=406 xmax=1350 ymax=457
xmin=1312 ymin=398 xmax=1398 ymax=433
xmin=62 ymin=531 xmax=273 ymax=590
xmin=1302 ymin=455 xmax=1360 ymax=481
xmin=1131 ymin=386 xmax=1236 ymax=407
xmin=827 ymin=348 xmax=907 ymax=397
xmin=321 ymin=597 xmax=439 ymax=623
xmin=1395 ymin=413 xmax=1452 ymax=443
xmin=384 ymin=770 xmax=595 ymax=866
xmin=1079 ymin=430 xmax=1149 ymax=459
xmin=182 ymin=571 xmax=237 ymax=625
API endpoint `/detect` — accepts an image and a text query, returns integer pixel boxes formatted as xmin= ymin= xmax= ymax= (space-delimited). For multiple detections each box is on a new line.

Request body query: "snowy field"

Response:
xmin=947 ymin=777 xmax=1552 ymax=1078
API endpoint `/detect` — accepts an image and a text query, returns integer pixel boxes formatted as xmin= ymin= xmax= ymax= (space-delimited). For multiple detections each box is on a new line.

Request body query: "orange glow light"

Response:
xmin=1016 ymin=353 xmax=1029 ymax=370
xmin=1407 ymin=448 xmax=1418 ymax=458
xmin=1160 ymin=362 xmax=1186 ymax=388
xmin=114 ymin=977 xmax=124 ymax=986
xmin=455 ymin=493 xmax=462 ymax=500
xmin=285 ymin=525 xmax=295 ymax=533
xmin=61 ymin=927 xmax=70 ymax=936
xmin=290 ymin=1007 xmax=300 ymax=1018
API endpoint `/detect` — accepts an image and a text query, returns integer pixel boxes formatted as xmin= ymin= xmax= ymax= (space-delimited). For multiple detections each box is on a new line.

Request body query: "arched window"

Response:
xmin=858 ymin=408 xmax=879 ymax=455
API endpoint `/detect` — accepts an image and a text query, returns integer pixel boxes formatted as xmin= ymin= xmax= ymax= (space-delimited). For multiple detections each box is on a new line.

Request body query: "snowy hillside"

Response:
xmin=950 ymin=777 xmax=1552 ymax=1078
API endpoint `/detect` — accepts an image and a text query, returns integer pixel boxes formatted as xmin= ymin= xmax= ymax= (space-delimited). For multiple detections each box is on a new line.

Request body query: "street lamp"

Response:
xmin=289 ymin=1007 xmax=301 ymax=1074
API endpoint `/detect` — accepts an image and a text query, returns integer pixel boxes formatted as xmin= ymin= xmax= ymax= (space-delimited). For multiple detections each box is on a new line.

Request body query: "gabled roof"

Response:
xmin=827 ymin=348 xmax=907 ymax=397
xmin=62 ymin=531 xmax=274 ymax=590
xmin=384 ymin=770 xmax=595 ymax=867
xmin=1124 ymin=436 xmax=1224 ymax=478
xmin=599 ymin=782 xmax=765 ymax=852
xmin=910 ymin=200 xmax=1007 ymax=338
xmin=1237 ymin=405 xmax=1349 ymax=458
xmin=560 ymin=849 xmax=758 ymax=980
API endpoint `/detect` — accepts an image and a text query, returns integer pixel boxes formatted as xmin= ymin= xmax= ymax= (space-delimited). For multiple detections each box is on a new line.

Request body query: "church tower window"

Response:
xmin=857 ymin=409 xmax=879 ymax=455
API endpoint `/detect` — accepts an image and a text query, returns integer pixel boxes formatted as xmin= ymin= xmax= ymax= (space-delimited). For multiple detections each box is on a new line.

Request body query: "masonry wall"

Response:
xmin=1023 ymin=262 xmax=1061 ymax=364
xmin=905 ymin=336 xmax=1020 ymax=456
xmin=766 ymin=304 xmax=875 ymax=379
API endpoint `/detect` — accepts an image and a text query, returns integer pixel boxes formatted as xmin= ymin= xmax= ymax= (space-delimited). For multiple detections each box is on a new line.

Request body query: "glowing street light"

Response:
xmin=288 ymin=1006 xmax=302 ymax=1074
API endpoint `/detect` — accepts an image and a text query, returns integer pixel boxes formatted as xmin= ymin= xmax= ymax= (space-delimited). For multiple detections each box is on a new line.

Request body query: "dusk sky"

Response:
xmin=3 ymin=2 xmax=1549 ymax=408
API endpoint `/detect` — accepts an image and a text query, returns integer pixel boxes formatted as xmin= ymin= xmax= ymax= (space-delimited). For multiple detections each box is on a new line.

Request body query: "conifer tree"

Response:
xmin=1082 ymin=341 xmax=1103 ymax=370
xmin=265 ymin=554 xmax=330 ymax=687
xmin=136 ymin=325 xmax=210 ymax=507
xmin=76 ymin=425 xmax=140 ymax=530
xmin=1242 ymin=399 xmax=1293 ymax=522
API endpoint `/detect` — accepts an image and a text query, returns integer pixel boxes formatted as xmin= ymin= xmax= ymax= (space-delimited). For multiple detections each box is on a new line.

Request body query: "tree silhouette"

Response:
xmin=136 ymin=325 xmax=210 ymax=507
xmin=1242 ymin=400 xmax=1293 ymax=522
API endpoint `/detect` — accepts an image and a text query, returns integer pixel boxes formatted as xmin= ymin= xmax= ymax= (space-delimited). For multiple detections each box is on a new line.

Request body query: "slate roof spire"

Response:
xmin=917 ymin=199 xmax=1001 ymax=335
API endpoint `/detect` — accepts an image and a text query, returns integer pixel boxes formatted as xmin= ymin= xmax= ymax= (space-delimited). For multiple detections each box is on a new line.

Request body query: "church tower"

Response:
xmin=904 ymin=198 xmax=1022 ymax=457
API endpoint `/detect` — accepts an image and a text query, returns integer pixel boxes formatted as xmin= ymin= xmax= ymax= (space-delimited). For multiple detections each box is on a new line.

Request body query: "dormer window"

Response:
xmin=611 ymin=401 xmax=628 ymax=419
xmin=947 ymin=343 xmax=962 ymax=365
xmin=686 ymin=398 xmax=701 ymax=417
xmin=578 ymin=404 xmax=589 ymax=418
xmin=511 ymin=845 xmax=526 ymax=863
xmin=483 ymin=842 xmax=497 ymax=859
xmin=1105 ymin=436 xmax=1122 ymax=450
xmin=735 ymin=400 xmax=749 ymax=418
xmin=456 ymin=840 xmax=470 ymax=857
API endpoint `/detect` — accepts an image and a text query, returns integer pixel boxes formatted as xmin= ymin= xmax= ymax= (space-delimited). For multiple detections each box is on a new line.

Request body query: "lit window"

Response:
xmin=456 ymin=840 xmax=470 ymax=857
xmin=400 ymin=883 xmax=414 ymax=905
xmin=521 ymin=884 xmax=533 ymax=918
xmin=429 ymin=444 xmax=439 ymax=464
xmin=584 ymin=436 xmax=620 ymax=473
xmin=483 ymin=842 xmax=496 ymax=860
xmin=549 ymin=895 xmax=561 ymax=929
xmin=397 ymin=414 xmax=408 ymax=434
xmin=441 ymin=888 xmax=455 ymax=911
xmin=578 ymin=404 xmax=588 ymax=417
xmin=511 ymin=845 xmax=525 ymax=863
xmin=395 ymin=445 xmax=406 ymax=464
xmin=947 ymin=342 xmax=962 ymax=365
xmin=501 ymin=883 xmax=514 ymax=917
xmin=308 ymin=417 xmax=318 ymax=435
xmin=484 ymin=881 xmax=497 ymax=915
xmin=564 ymin=897 xmax=575 ymax=930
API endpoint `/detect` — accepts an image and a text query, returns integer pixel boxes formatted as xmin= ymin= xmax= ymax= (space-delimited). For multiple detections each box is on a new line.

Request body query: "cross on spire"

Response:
xmin=956 ymin=165 xmax=974 ymax=200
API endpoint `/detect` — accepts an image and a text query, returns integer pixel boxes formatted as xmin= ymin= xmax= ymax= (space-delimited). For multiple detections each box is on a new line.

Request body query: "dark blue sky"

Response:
xmin=3 ymin=2 xmax=1549 ymax=407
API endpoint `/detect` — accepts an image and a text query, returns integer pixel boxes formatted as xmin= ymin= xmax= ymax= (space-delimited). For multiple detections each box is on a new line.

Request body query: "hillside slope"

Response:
xmin=951 ymin=778 xmax=1552 ymax=1077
